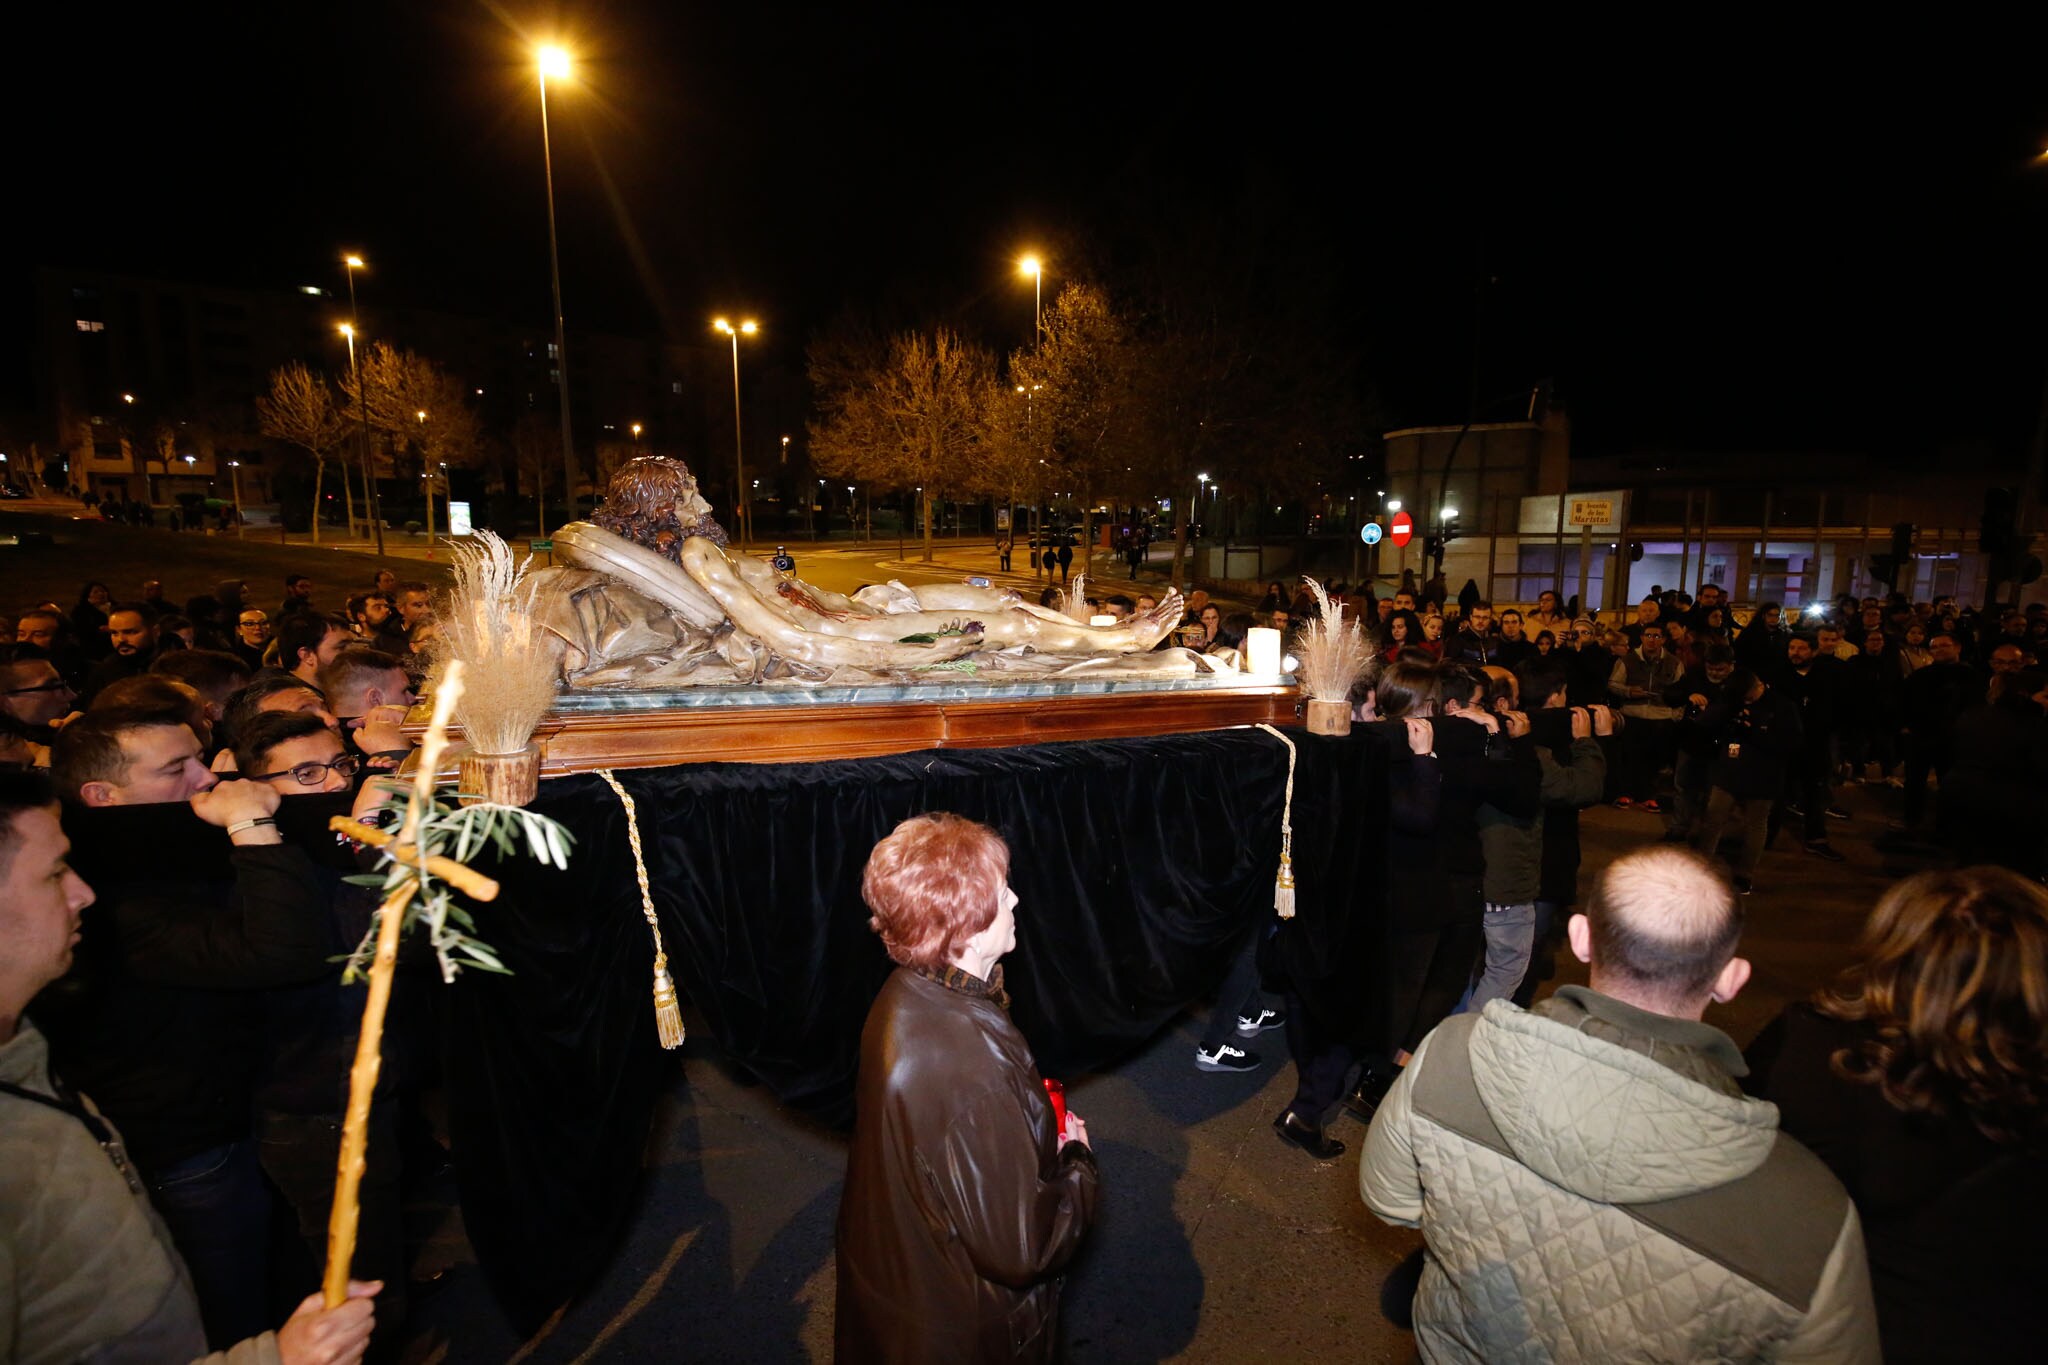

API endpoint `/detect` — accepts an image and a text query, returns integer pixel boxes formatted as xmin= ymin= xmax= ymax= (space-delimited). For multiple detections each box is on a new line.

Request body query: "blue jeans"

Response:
xmin=1459 ymin=903 xmax=1538 ymax=1015
xmin=149 ymin=1139 xmax=273 ymax=1348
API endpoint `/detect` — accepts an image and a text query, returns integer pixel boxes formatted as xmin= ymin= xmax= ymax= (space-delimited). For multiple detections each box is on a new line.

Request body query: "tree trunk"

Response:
xmin=1080 ymin=499 xmax=1097 ymax=581
xmin=341 ymin=455 xmax=357 ymax=537
xmin=311 ymin=456 xmax=325 ymax=546
xmin=921 ymin=489 xmax=934 ymax=563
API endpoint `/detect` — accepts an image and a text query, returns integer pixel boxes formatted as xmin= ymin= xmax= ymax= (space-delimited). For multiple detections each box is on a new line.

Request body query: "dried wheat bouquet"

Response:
xmin=1294 ymin=577 xmax=1373 ymax=703
xmin=434 ymin=530 xmax=561 ymax=756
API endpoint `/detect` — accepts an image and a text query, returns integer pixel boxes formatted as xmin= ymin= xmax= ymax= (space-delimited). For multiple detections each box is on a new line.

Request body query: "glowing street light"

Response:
xmin=121 ymin=393 xmax=135 ymax=405
xmin=1385 ymin=498 xmax=1402 ymax=512
xmin=536 ymin=42 xmax=580 ymax=538
xmin=1019 ymin=253 xmax=1044 ymax=346
xmin=714 ymin=317 xmax=760 ymax=549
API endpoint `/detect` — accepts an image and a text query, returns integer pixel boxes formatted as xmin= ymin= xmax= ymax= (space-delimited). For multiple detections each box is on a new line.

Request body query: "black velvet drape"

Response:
xmin=448 ymin=725 xmax=1392 ymax=1329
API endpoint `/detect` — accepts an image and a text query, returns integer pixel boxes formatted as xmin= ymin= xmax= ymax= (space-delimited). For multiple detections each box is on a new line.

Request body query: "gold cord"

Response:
xmin=596 ymin=769 xmax=684 ymax=1049
xmin=1253 ymin=724 xmax=1298 ymax=919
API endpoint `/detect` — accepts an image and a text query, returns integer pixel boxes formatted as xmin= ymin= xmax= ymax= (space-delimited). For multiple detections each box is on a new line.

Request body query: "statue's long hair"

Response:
xmin=590 ymin=457 xmax=728 ymax=564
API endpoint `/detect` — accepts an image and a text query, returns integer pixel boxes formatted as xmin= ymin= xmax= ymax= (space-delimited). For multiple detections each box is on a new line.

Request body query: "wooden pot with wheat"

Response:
xmin=1295 ymin=577 xmax=1372 ymax=736
xmin=435 ymin=531 xmax=562 ymax=806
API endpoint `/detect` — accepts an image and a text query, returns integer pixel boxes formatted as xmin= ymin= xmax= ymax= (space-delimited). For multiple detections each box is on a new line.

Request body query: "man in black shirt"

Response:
xmin=1777 ymin=635 xmax=1846 ymax=861
xmin=1901 ymin=632 xmax=1979 ymax=830
xmin=78 ymin=607 xmax=159 ymax=706
xmin=1690 ymin=669 xmax=1803 ymax=894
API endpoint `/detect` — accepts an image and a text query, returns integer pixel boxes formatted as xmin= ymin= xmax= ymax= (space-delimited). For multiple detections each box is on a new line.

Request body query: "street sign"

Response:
xmin=447 ymin=500 xmax=473 ymax=536
xmin=1389 ymin=510 xmax=1414 ymax=547
xmin=1568 ymin=498 xmax=1615 ymax=527
xmin=1360 ymin=521 xmax=1383 ymax=546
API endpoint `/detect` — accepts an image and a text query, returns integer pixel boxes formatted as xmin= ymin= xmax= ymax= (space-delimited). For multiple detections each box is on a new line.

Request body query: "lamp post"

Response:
xmin=415 ymin=410 xmax=434 ymax=544
xmin=228 ymin=460 xmax=243 ymax=537
xmin=341 ymin=258 xmax=385 ymax=552
xmin=713 ymin=317 xmax=758 ymax=549
xmin=631 ymin=422 xmax=643 ymax=454
xmin=1019 ymin=254 xmax=1044 ymax=346
xmin=338 ymin=323 xmax=384 ymax=554
xmin=537 ymin=44 xmax=580 ymax=538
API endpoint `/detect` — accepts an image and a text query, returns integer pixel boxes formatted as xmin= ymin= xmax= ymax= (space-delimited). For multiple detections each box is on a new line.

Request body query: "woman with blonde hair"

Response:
xmin=835 ymin=813 xmax=1098 ymax=1362
xmin=1746 ymin=867 xmax=2048 ymax=1363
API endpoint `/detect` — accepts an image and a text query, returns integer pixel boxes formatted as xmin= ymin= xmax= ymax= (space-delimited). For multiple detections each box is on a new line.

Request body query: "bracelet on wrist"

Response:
xmin=226 ymin=817 xmax=279 ymax=837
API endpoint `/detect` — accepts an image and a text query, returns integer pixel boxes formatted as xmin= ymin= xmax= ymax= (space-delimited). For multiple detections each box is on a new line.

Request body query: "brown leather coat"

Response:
xmin=835 ymin=966 xmax=1098 ymax=1363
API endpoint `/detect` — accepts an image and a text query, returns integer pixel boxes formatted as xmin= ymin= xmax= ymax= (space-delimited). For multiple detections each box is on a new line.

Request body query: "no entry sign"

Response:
xmin=1389 ymin=510 xmax=1414 ymax=547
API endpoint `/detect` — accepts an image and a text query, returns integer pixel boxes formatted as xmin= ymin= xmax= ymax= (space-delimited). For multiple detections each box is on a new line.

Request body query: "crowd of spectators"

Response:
xmin=6 ymin=549 xmax=2046 ymax=1361
xmin=0 ymin=569 xmax=442 ymax=1361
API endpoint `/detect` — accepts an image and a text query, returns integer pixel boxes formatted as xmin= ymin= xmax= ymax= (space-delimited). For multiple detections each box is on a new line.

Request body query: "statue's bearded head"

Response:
xmin=591 ymin=456 xmax=728 ymax=563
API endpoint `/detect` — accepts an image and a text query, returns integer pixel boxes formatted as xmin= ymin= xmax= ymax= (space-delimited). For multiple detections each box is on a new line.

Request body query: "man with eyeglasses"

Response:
xmin=232 ymin=610 xmax=272 ymax=671
xmin=1 ymin=643 xmax=81 ymax=762
xmin=234 ymin=711 xmax=362 ymax=796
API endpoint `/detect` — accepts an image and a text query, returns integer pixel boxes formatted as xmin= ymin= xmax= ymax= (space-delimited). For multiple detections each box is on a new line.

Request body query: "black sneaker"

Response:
xmin=1825 ymin=806 xmax=1851 ymax=821
xmin=1804 ymin=841 xmax=1846 ymax=863
xmin=1194 ymin=1043 xmax=1259 ymax=1072
xmin=1236 ymin=1007 xmax=1286 ymax=1037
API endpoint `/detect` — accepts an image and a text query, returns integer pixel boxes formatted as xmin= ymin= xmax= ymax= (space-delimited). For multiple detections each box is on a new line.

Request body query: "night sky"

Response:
xmin=11 ymin=6 xmax=2047 ymax=466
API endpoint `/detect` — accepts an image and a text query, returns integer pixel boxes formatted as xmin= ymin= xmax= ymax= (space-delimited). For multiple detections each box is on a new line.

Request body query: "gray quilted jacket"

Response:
xmin=1361 ymin=988 xmax=1879 ymax=1363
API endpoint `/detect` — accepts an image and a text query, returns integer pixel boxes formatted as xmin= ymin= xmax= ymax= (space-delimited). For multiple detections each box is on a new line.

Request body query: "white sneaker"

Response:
xmin=1194 ymin=1043 xmax=1260 ymax=1072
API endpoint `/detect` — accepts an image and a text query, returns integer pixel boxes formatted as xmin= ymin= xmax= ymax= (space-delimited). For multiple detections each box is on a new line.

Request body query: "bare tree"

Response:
xmin=808 ymin=328 xmax=994 ymax=562
xmin=1009 ymin=283 xmax=1134 ymax=577
xmin=257 ymin=363 xmax=347 ymax=543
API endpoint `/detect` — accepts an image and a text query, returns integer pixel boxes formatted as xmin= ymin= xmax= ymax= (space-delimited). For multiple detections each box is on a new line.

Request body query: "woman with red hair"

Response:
xmin=835 ymin=813 xmax=1098 ymax=1363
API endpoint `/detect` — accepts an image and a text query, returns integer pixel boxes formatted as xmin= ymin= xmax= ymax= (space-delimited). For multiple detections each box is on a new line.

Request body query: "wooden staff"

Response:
xmin=328 ymin=817 xmax=501 ymax=902
xmin=323 ymin=663 xmax=467 ymax=1308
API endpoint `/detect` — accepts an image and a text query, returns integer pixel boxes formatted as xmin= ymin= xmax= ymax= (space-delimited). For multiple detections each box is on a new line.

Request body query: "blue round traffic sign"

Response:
xmin=1361 ymin=521 xmax=1384 ymax=545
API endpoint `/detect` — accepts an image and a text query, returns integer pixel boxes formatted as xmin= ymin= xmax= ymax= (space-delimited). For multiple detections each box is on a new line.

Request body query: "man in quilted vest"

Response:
xmin=1360 ymin=845 xmax=1878 ymax=1362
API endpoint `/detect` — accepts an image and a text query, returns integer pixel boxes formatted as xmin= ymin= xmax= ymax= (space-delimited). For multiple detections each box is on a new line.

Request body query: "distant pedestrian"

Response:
xmin=1056 ymin=538 xmax=1073 ymax=584
xmin=997 ymin=532 xmax=1013 ymax=573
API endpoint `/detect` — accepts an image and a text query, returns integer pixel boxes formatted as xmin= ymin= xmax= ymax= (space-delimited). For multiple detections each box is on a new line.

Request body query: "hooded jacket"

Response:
xmin=1361 ymin=987 xmax=1878 ymax=1363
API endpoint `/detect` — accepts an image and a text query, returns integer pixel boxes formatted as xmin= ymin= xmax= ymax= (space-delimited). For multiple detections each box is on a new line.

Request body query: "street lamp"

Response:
xmin=713 ymin=317 xmax=759 ymax=549
xmin=1019 ymin=254 xmax=1044 ymax=346
xmin=339 ymin=258 xmax=386 ymax=553
xmin=227 ymin=460 xmax=244 ymax=537
xmin=338 ymin=323 xmax=383 ymax=553
xmin=536 ymin=43 xmax=580 ymax=539
xmin=415 ymin=409 xmax=436 ymax=543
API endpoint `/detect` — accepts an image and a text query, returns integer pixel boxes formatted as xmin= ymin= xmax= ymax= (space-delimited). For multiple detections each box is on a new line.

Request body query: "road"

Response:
xmin=395 ymin=783 xmax=1896 ymax=1362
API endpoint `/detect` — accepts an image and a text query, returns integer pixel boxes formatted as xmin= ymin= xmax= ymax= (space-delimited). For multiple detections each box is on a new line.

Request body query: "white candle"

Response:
xmin=1089 ymin=614 xmax=1116 ymax=626
xmin=1246 ymin=626 xmax=1282 ymax=677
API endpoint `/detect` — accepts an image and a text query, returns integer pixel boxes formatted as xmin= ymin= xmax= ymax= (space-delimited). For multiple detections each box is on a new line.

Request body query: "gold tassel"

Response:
xmin=597 ymin=769 xmax=685 ymax=1051
xmin=652 ymin=953 xmax=685 ymax=1050
xmin=1255 ymin=724 xmax=1301 ymax=922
